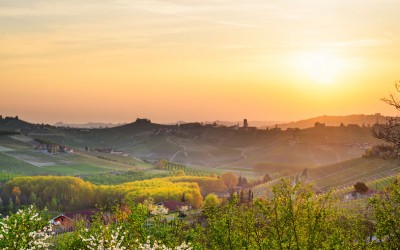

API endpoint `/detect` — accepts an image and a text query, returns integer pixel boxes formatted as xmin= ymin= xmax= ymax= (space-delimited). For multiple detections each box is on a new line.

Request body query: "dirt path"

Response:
xmin=166 ymin=137 xmax=187 ymax=162
xmin=215 ymin=149 xmax=247 ymax=169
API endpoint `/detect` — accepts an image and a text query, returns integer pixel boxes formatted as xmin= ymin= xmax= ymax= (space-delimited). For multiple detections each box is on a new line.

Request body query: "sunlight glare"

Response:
xmin=296 ymin=50 xmax=346 ymax=85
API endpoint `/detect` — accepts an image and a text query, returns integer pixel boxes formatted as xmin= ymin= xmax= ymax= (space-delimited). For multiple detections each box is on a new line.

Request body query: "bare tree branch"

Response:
xmin=373 ymin=81 xmax=400 ymax=156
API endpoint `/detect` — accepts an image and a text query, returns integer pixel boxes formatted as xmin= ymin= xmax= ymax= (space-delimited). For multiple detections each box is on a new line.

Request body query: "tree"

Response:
xmin=255 ymin=179 xmax=368 ymax=249
xmin=221 ymin=172 xmax=238 ymax=192
xmin=237 ymin=176 xmax=249 ymax=187
xmin=354 ymin=182 xmax=369 ymax=193
xmin=175 ymin=170 xmax=185 ymax=176
xmin=263 ymin=173 xmax=272 ymax=183
xmin=202 ymin=193 xmax=221 ymax=211
xmin=0 ymin=197 xmax=3 ymax=213
xmin=0 ymin=205 xmax=52 ymax=249
xmin=373 ymin=81 xmax=400 ymax=155
xmin=12 ymin=186 xmax=21 ymax=207
xmin=369 ymin=178 xmax=400 ymax=248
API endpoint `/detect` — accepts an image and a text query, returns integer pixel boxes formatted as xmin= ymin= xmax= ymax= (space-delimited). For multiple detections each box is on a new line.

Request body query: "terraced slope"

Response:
xmin=307 ymin=157 xmax=400 ymax=191
xmin=252 ymin=157 xmax=400 ymax=199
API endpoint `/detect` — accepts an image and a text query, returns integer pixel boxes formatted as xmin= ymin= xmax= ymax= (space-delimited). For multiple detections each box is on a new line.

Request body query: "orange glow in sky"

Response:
xmin=1 ymin=0 xmax=400 ymax=124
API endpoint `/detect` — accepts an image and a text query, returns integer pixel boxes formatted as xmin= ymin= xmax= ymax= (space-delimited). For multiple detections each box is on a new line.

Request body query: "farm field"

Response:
xmin=0 ymin=135 xmax=158 ymax=182
xmin=308 ymin=157 xmax=400 ymax=191
xmin=0 ymin=135 xmax=33 ymax=150
xmin=252 ymin=157 xmax=400 ymax=199
xmin=0 ymin=152 xmax=58 ymax=176
xmin=9 ymin=120 xmax=379 ymax=173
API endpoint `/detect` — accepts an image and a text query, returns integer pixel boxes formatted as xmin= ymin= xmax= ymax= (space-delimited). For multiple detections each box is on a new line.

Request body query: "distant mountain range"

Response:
xmin=53 ymin=122 xmax=127 ymax=129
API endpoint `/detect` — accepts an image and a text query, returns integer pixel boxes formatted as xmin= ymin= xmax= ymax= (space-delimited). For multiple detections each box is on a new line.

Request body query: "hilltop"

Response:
xmin=276 ymin=113 xmax=387 ymax=129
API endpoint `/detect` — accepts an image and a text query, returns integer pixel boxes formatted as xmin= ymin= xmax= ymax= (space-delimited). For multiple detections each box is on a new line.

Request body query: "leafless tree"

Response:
xmin=373 ymin=81 xmax=400 ymax=155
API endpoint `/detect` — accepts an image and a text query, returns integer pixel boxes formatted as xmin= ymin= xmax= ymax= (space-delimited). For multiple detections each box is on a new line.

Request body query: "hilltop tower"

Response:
xmin=243 ymin=119 xmax=248 ymax=128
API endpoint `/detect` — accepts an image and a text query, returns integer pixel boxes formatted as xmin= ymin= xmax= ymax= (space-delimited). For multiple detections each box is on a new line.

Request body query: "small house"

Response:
xmin=156 ymin=201 xmax=188 ymax=213
xmin=51 ymin=210 xmax=97 ymax=232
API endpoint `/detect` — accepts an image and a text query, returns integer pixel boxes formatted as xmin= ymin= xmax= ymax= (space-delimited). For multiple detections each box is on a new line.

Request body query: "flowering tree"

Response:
xmin=79 ymin=225 xmax=127 ymax=250
xmin=138 ymin=237 xmax=192 ymax=250
xmin=0 ymin=205 xmax=53 ymax=250
xmin=150 ymin=205 xmax=169 ymax=215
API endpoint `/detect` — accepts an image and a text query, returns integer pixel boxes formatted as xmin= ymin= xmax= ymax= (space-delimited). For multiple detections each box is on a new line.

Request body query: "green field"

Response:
xmin=0 ymin=135 xmax=159 ymax=183
xmin=0 ymin=135 xmax=33 ymax=150
xmin=0 ymin=152 xmax=58 ymax=176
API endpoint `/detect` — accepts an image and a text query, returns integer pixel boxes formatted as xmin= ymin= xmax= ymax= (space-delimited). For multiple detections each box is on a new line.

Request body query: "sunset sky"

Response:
xmin=1 ymin=0 xmax=400 ymax=124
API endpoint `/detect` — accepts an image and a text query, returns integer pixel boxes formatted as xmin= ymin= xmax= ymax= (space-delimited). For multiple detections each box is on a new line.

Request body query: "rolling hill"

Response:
xmin=0 ymin=116 xmax=383 ymax=177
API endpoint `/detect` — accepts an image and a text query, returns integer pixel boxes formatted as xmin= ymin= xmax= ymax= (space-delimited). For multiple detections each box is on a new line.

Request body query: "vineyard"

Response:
xmin=163 ymin=161 xmax=214 ymax=176
xmin=0 ymin=152 xmax=58 ymax=179
xmin=307 ymin=157 xmax=400 ymax=191
xmin=252 ymin=157 xmax=400 ymax=199
xmin=332 ymin=175 xmax=398 ymax=198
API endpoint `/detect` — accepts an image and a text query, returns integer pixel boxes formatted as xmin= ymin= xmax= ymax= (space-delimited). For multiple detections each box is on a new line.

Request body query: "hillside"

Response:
xmin=0 ymin=117 xmax=34 ymax=131
xmin=0 ymin=134 xmax=158 ymax=182
xmin=252 ymin=157 xmax=400 ymax=199
xmin=306 ymin=157 xmax=400 ymax=191
xmin=0 ymin=116 xmax=384 ymax=178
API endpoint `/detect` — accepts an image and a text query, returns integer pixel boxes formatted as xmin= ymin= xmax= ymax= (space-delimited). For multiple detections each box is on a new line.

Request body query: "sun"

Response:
xmin=296 ymin=50 xmax=345 ymax=85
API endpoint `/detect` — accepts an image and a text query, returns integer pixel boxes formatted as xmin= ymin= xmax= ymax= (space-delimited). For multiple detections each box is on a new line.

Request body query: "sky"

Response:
xmin=1 ymin=0 xmax=400 ymax=124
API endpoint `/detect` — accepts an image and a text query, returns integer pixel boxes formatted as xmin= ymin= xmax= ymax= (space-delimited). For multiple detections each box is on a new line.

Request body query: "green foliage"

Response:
xmin=204 ymin=179 xmax=373 ymax=249
xmin=168 ymin=176 xmax=226 ymax=196
xmin=255 ymin=179 xmax=366 ymax=249
xmin=0 ymin=205 xmax=53 ymax=249
xmin=369 ymin=177 xmax=400 ymax=249
xmin=156 ymin=160 xmax=213 ymax=177
xmin=4 ymin=176 xmax=400 ymax=249
xmin=2 ymin=176 xmax=98 ymax=212
xmin=54 ymin=202 xmax=192 ymax=250
xmin=202 ymin=193 xmax=221 ymax=211
xmin=118 ymin=178 xmax=203 ymax=208
xmin=83 ymin=170 xmax=169 ymax=185
xmin=1 ymin=176 xmax=204 ymax=213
